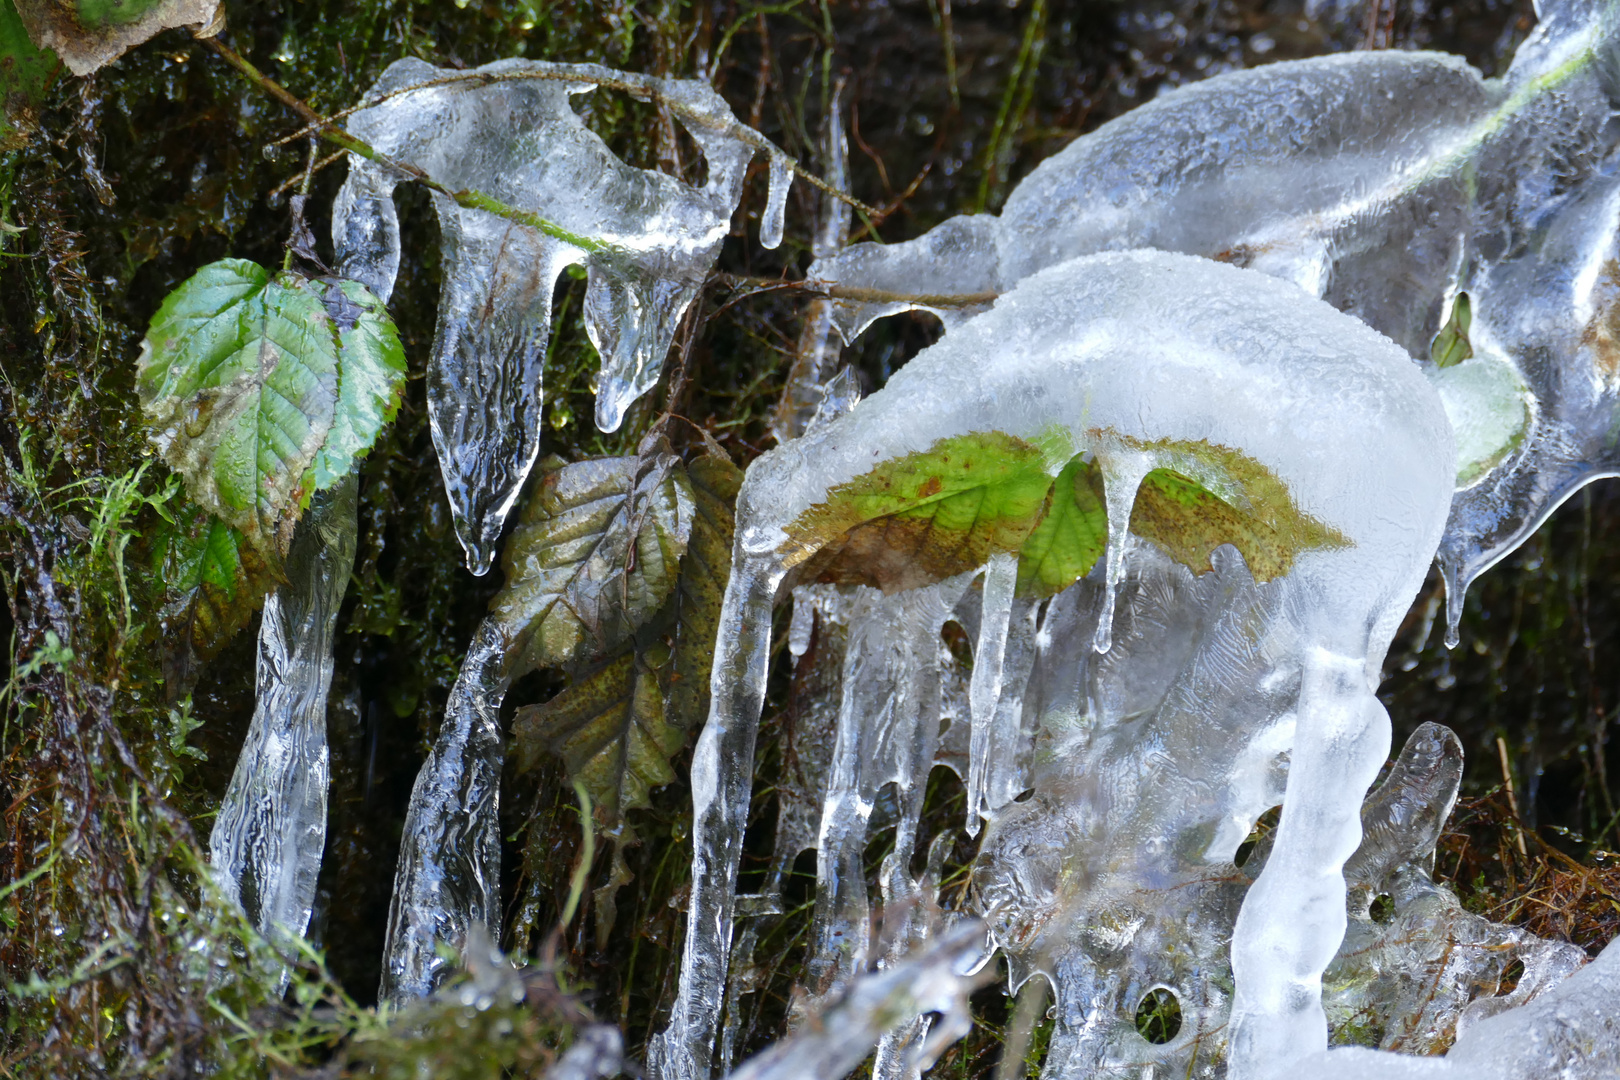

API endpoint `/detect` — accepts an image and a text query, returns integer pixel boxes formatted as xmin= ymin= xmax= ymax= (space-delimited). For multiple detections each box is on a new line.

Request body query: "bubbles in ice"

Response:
xmin=209 ymin=475 xmax=357 ymax=970
xmin=333 ymin=58 xmax=787 ymax=574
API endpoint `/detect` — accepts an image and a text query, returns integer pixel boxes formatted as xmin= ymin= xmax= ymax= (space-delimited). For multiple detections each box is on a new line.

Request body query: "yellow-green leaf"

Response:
xmin=1015 ymin=456 xmax=1107 ymax=598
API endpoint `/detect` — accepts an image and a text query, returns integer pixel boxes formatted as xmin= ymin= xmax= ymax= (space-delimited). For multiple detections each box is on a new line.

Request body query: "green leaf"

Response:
xmin=11 ymin=0 xmax=220 ymax=77
xmin=784 ymin=428 xmax=1346 ymax=593
xmin=513 ymin=650 xmax=685 ymax=831
xmin=138 ymin=259 xmax=341 ymax=561
xmin=666 ymin=447 xmax=742 ymax=731
xmin=492 ymin=445 xmax=694 ymax=677
xmin=150 ymin=498 xmax=276 ymax=697
xmin=1119 ymin=435 xmax=1349 ymax=582
xmin=309 ymin=278 xmax=407 ymax=490
xmin=1 ymin=0 xmax=59 ymax=150
xmin=784 ymin=431 xmax=1062 ymax=592
xmin=1430 ymin=291 xmax=1474 ymax=370
xmin=1015 ymin=456 xmax=1107 ymax=598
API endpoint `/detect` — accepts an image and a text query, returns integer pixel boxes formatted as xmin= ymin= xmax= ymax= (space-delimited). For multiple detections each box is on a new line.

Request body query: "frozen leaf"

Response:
xmin=1 ymin=0 xmax=59 ymax=149
xmin=309 ymin=278 xmax=407 ymax=490
xmin=785 ymin=431 xmax=1064 ymax=592
xmin=1119 ymin=435 xmax=1350 ymax=582
xmin=1430 ymin=292 xmax=1474 ymax=369
xmin=492 ymin=448 xmax=694 ymax=677
xmin=513 ymin=648 xmax=684 ymax=829
xmin=150 ymin=498 xmax=275 ymax=695
xmin=1014 ymin=455 xmax=1107 ymax=598
xmin=12 ymin=0 xmax=221 ymax=77
xmin=666 ymin=448 xmax=741 ymax=732
xmin=138 ymin=260 xmax=406 ymax=565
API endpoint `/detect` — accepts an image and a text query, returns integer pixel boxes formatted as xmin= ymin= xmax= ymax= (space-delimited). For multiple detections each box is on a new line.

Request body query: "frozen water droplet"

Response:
xmin=761 ymin=154 xmax=794 ymax=250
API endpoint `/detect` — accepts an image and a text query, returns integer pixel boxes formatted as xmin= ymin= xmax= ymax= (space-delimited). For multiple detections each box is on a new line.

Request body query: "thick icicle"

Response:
xmin=334 ymin=58 xmax=770 ymax=574
xmin=379 ymin=617 xmax=511 ymax=1002
xmin=725 ymin=921 xmax=990 ymax=1080
xmin=209 ymin=474 xmax=358 ymax=962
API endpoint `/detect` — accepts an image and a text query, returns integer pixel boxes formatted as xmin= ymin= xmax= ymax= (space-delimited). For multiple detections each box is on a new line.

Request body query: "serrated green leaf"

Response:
xmin=666 ymin=448 xmax=742 ymax=731
xmin=1015 ymin=455 xmax=1107 ymax=598
xmin=150 ymin=498 xmax=276 ymax=697
xmin=513 ymin=650 xmax=685 ymax=831
xmin=1117 ymin=434 xmax=1349 ymax=582
xmin=1 ymin=0 xmax=59 ymax=149
xmin=138 ymin=259 xmax=341 ymax=561
xmin=784 ymin=431 xmax=1060 ymax=592
xmin=309 ymin=278 xmax=407 ymax=490
xmin=493 ymin=447 xmax=694 ymax=676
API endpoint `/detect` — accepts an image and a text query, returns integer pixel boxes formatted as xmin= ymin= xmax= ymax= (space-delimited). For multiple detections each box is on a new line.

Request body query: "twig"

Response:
xmin=720 ymin=273 xmax=998 ymax=310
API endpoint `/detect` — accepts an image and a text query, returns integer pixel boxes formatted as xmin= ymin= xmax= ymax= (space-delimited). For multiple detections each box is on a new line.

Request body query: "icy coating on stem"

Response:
xmin=379 ymin=618 xmax=510 ymax=1003
xmin=809 ymin=0 xmax=1620 ymax=636
xmin=209 ymin=475 xmax=357 ymax=965
xmin=653 ymin=250 xmax=1456 ymax=1080
xmin=333 ymin=57 xmax=791 ymax=574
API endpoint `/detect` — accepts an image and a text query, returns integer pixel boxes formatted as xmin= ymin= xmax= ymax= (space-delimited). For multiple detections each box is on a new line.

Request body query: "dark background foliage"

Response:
xmin=3 ymin=0 xmax=1616 ymax=1076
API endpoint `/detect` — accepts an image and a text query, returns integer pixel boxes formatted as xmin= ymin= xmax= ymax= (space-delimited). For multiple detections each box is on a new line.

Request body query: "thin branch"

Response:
xmin=721 ymin=274 xmax=998 ymax=309
xmin=272 ymin=61 xmax=882 ymax=219
xmin=200 ymin=36 xmax=611 ymax=254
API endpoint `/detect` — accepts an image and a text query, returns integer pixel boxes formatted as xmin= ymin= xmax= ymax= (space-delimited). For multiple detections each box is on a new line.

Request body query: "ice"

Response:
xmin=1287 ymin=935 xmax=1620 ymax=1079
xmin=378 ymin=617 xmax=510 ymax=1003
xmin=333 ymin=57 xmax=783 ymax=574
xmin=656 ymin=250 xmax=1457 ymax=1080
xmin=724 ymin=921 xmax=990 ymax=1080
xmin=772 ymin=83 xmax=850 ymax=444
xmin=209 ymin=474 xmax=357 ymax=967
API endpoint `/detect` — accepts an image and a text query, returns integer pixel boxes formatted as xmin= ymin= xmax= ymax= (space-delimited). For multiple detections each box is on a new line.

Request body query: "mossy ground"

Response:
xmin=3 ymin=0 xmax=1615 ymax=1077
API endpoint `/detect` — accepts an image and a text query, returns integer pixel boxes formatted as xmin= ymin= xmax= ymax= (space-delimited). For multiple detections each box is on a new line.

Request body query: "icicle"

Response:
xmin=379 ymin=617 xmax=511 ymax=1003
xmin=760 ymin=153 xmax=795 ymax=251
xmin=652 ymin=556 xmax=784 ymax=1080
xmin=1093 ymin=452 xmax=1152 ymax=655
xmin=335 ymin=57 xmax=773 ymax=575
xmin=210 ymin=474 xmax=357 ymax=967
xmin=966 ymin=552 xmax=1018 ymax=836
xmin=772 ymin=82 xmax=851 ymax=443
xmin=725 ymin=921 xmax=990 ymax=1080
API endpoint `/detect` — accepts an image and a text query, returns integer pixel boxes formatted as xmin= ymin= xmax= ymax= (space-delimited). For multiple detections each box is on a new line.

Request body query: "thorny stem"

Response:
xmin=259 ymin=58 xmax=884 ymax=220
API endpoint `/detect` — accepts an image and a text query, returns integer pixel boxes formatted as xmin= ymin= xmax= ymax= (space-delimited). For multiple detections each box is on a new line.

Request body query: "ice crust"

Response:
xmin=654 ymin=250 xmax=1459 ymax=1080
xmin=209 ymin=475 xmax=357 ymax=968
xmin=333 ymin=57 xmax=788 ymax=574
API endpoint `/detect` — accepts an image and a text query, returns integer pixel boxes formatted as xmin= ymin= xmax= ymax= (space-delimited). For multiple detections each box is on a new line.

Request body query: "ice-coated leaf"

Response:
xmin=1014 ymin=455 xmax=1107 ymax=598
xmin=785 ymin=431 xmax=1063 ymax=592
xmin=1 ymin=0 xmax=59 ymax=149
xmin=12 ymin=0 xmax=220 ymax=77
xmin=309 ymin=278 xmax=406 ymax=490
xmin=150 ymin=498 xmax=276 ymax=695
xmin=492 ymin=448 xmax=694 ymax=677
xmin=138 ymin=259 xmax=340 ymax=561
xmin=1117 ymin=435 xmax=1350 ymax=582
xmin=513 ymin=649 xmax=684 ymax=829
xmin=666 ymin=448 xmax=742 ymax=732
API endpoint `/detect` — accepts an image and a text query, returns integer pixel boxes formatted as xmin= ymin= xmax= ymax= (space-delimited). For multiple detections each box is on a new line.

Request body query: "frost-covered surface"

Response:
xmin=209 ymin=475 xmax=357 ymax=964
xmin=333 ymin=57 xmax=789 ymax=574
xmin=654 ymin=250 xmax=1458 ymax=1079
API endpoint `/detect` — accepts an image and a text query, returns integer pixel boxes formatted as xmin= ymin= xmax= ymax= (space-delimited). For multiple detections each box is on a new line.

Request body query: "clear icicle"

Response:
xmin=772 ymin=82 xmax=850 ymax=443
xmin=760 ymin=154 xmax=795 ymax=251
xmin=379 ymin=617 xmax=511 ymax=1002
xmin=209 ymin=474 xmax=357 ymax=966
xmin=1093 ymin=452 xmax=1152 ymax=655
xmin=334 ymin=57 xmax=772 ymax=575
xmin=967 ymin=552 xmax=1018 ymax=835
xmin=725 ymin=922 xmax=991 ymax=1080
